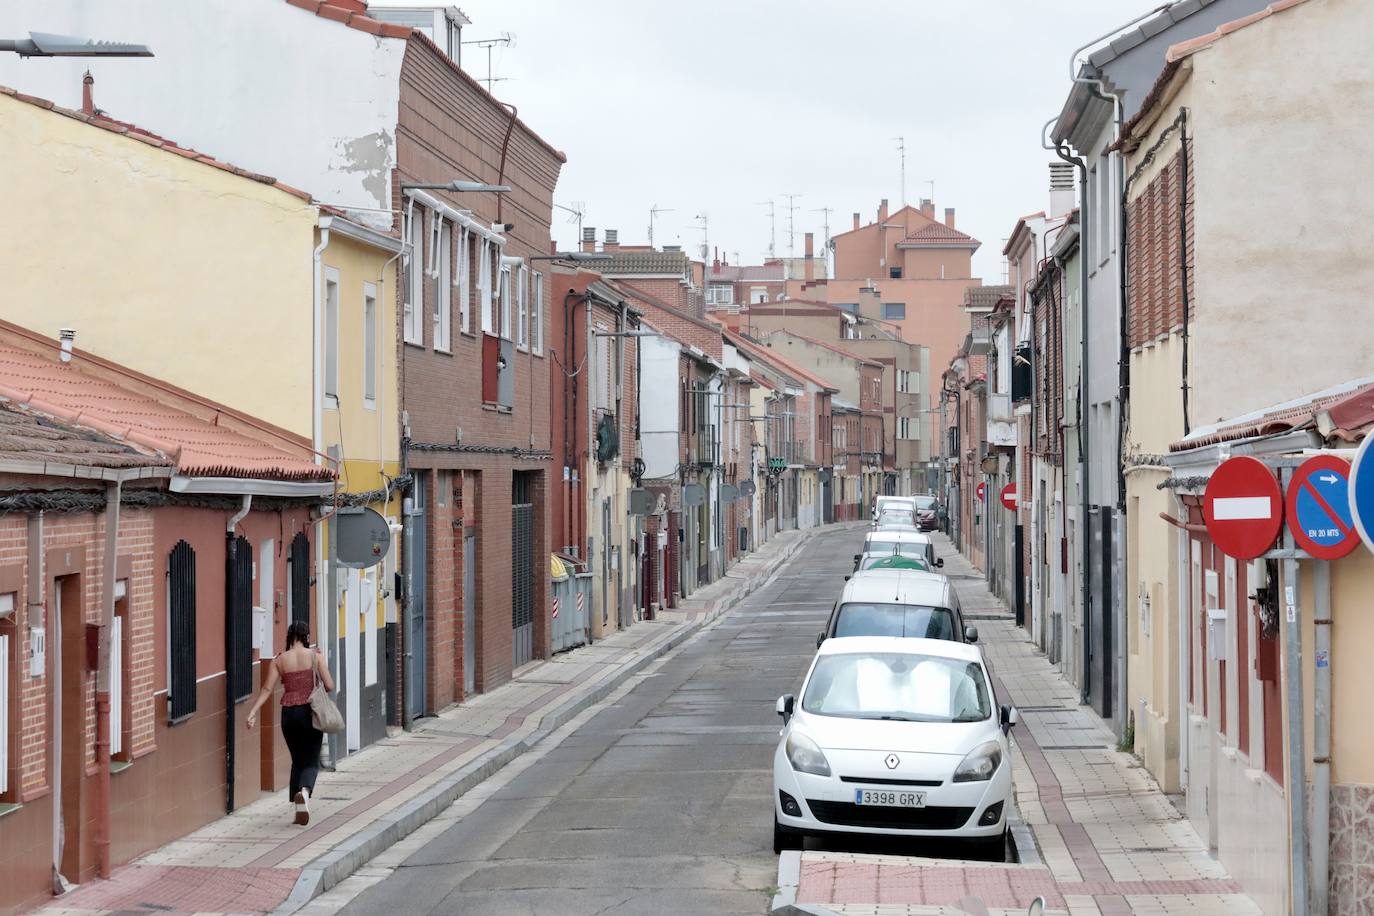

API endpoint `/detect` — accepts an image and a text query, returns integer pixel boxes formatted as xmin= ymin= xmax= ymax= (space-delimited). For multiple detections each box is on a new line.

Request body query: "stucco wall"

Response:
xmin=1187 ymin=0 xmax=1374 ymax=425
xmin=0 ymin=0 xmax=405 ymax=224
xmin=0 ymin=92 xmax=318 ymax=434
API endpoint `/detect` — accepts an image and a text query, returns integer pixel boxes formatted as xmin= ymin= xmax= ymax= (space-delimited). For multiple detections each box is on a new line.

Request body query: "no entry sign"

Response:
xmin=1285 ymin=455 xmax=1358 ymax=560
xmin=1203 ymin=456 xmax=1283 ymax=560
xmin=976 ymin=481 xmax=987 ymax=502
xmin=1000 ymin=483 xmax=1017 ymax=512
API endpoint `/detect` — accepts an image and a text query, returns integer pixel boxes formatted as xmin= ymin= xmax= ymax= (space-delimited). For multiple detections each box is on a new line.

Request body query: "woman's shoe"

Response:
xmin=294 ymin=788 xmax=310 ymax=826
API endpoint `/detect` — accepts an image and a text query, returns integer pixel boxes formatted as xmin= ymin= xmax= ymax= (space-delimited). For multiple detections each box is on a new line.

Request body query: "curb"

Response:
xmin=769 ymin=850 xmax=844 ymax=916
xmin=272 ymin=526 xmax=822 ymax=915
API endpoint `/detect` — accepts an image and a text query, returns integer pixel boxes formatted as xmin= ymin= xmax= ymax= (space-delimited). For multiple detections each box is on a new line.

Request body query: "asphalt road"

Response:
xmin=338 ymin=524 xmax=934 ymax=915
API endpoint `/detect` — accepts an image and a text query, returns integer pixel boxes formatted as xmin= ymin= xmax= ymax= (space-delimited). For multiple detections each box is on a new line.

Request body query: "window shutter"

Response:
xmin=231 ymin=536 xmax=253 ymax=702
xmin=168 ymin=540 xmax=197 ymax=721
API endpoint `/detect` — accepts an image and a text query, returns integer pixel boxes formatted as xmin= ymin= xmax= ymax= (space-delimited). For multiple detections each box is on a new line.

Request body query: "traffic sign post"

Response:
xmin=1000 ymin=483 xmax=1016 ymax=512
xmin=1285 ymin=455 xmax=1358 ymax=560
xmin=1203 ymin=455 xmax=1283 ymax=560
xmin=1349 ymin=433 xmax=1374 ymax=555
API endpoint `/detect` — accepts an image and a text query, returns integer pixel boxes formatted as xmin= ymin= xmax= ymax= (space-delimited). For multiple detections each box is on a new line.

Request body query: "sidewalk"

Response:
xmin=775 ymin=534 xmax=1262 ymax=916
xmin=42 ymin=525 xmax=831 ymax=916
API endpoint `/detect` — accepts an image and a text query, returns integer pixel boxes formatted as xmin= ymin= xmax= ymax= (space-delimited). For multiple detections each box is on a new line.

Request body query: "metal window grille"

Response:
xmin=0 ymin=632 xmax=8 ymax=794
xmin=231 ymin=536 xmax=253 ymax=701
xmin=511 ymin=472 xmax=535 ymax=667
xmin=289 ymin=532 xmax=311 ymax=626
xmin=167 ymin=540 xmax=197 ymax=721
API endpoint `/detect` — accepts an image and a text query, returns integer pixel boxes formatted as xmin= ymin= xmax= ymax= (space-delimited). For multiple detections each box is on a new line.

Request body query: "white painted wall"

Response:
xmin=639 ymin=335 xmax=681 ymax=480
xmin=0 ymin=0 xmax=405 ymax=227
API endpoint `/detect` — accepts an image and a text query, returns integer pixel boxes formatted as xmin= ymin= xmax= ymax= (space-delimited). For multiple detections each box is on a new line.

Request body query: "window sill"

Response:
xmin=481 ymin=403 xmax=513 ymax=414
xmin=111 ymin=760 xmax=133 ymax=775
xmin=434 ymin=347 xmax=454 ymax=357
xmin=517 ymin=345 xmax=529 ymax=354
xmin=403 ymin=339 xmax=426 ymax=349
xmin=323 ymin=396 xmax=339 ymax=411
xmin=461 ymin=330 xmax=478 ymax=340
xmin=532 ymin=350 xmax=545 ymax=359
xmin=0 ymin=802 xmax=20 ymax=819
xmin=363 ymin=399 xmax=377 ymax=412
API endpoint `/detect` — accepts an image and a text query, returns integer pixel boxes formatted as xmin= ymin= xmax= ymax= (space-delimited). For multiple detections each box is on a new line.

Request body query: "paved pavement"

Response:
xmin=780 ymin=533 xmax=1264 ymax=916
xmin=37 ymin=524 xmax=832 ymax=916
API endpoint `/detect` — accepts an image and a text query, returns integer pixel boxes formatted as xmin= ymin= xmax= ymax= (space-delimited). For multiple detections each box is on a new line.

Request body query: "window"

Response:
xmin=881 ymin=302 xmax=906 ymax=320
xmin=111 ymin=581 xmax=129 ymax=760
xmin=363 ymin=283 xmax=377 ymax=406
xmin=834 ymin=302 xmax=858 ymax=313
xmin=404 ymin=208 xmax=425 ymax=344
xmin=749 ymin=287 xmax=767 ymax=304
xmin=517 ymin=265 xmax=529 ymax=350
xmin=167 ymin=540 xmax=197 ymax=721
xmin=532 ymin=272 xmax=544 ymax=355
xmin=435 ymin=222 xmax=451 ymax=352
xmin=479 ymin=239 xmax=494 ymax=334
xmin=324 ymin=269 xmax=340 ymax=405
xmin=898 ymin=417 xmax=918 ymax=440
xmin=594 ymin=324 xmax=611 ymax=411
xmin=499 ymin=264 xmax=513 ymax=340
xmin=0 ymin=591 xmax=13 ymax=797
xmin=889 ymin=266 xmax=902 ymax=279
xmin=1094 ymin=157 xmax=1112 ymax=266
xmin=457 ymin=228 xmax=471 ymax=335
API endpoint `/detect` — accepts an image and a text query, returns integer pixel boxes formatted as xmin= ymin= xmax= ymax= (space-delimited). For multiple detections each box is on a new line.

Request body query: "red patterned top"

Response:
xmin=280 ymin=667 xmax=315 ymax=707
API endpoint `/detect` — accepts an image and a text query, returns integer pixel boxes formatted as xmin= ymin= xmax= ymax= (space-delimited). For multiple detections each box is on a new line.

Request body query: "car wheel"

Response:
xmin=773 ymin=816 xmax=802 ymax=853
xmin=973 ymin=828 xmax=1008 ymax=861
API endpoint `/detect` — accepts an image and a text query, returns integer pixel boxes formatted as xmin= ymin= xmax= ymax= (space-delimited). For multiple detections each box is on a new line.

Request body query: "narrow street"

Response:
xmin=327 ymin=525 xmax=860 ymax=915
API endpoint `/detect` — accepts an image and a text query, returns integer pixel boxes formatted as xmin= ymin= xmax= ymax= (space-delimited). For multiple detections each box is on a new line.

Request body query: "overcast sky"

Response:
xmin=455 ymin=0 xmax=1162 ymax=281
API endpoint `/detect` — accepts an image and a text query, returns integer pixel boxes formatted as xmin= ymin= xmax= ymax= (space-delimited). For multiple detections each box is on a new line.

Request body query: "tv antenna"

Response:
xmin=810 ymin=206 xmax=833 ymax=271
xmin=461 ymin=32 xmax=515 ymax=93
xmin=648 ymin=204 xmax=674 ymax=249
xmin=694 ymin=212 xmax=709 ymax=262
xmin=554 ymin=201 xmax=585 ymax=249
xmin=757 ymin=199 xmax=776 ymax=259
xmin=894 ymin=137 xmax=906 ymax=206
xmin=781 ymin=193 xmax=801 ymax=259
xmin=926 ymin=179 xmax=935 ymax=204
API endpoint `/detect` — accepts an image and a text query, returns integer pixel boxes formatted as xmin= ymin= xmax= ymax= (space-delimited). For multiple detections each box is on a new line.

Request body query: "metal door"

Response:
xmin=463 ymin=531 xmax=476 ymax=695
xmin=511 ymin=472 xmax=534 ymax=668
xmin=404 ymin=477 xmax=428 ymax=722
xmin=288 ymin=532 xmax=310 ymax=626
xmin=1087 ymin=507 xmax=1113 ymax=718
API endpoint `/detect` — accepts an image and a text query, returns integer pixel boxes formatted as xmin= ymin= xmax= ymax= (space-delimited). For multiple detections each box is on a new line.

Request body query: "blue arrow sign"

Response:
xmin=1294 ymin=470 xmax=1351 ymax=547
xmin=1348 ymin=438 xmax=1374 ymax=555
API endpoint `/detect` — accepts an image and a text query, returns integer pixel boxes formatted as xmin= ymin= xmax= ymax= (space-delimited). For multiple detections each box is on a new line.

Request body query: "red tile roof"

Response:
xmin=0 ymin=338 xmax=332 ymax=482
xmin=1170 ymin=377 xmax=1374 ymax=452
xmin=0 ymin=86 xmax=314 ymax=203
xmin=1166 ymin=0 xmax=1313 ymax=62
xmin=896 ymin=222 xmax=980 ymax=248
xmin=0 ymin=401 xmax=171 ymax=473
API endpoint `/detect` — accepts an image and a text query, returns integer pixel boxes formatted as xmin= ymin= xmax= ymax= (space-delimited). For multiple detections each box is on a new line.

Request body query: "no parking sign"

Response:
xmin=1285 ymin=455 xmax=1358 ymax=560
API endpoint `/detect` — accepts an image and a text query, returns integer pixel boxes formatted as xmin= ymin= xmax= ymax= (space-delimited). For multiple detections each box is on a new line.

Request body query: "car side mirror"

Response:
xmin=936 ymin=557 xmax=944 ymax=568
xmin=964 ymin=625 xmax=979 ymax=643
xmin=816 ymin=632 xmax=826 ymax=648
xmin=1000 ymin=704 xmax=1019 ymax=733
xmin=843 ymin=574 xmax=851 ymax=581
xmin=853 ymin=554 xmax=861 ymax=562
xmin=776 ymin=694 xmax=795 ymax=724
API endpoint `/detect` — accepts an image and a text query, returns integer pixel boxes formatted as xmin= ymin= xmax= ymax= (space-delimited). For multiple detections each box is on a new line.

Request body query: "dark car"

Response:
xmin=913 ymin=494 xmax=939 ymax=531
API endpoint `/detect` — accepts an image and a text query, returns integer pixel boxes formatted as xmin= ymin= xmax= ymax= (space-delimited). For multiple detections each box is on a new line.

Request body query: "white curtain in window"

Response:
xmin=532 ymin=272 xmax=544 ymax=354
xmin=435 ymin=222 xmax=451 ymax=351
xmin=517 ymin=265 xmax=529 ymax=348
xmin=479 ymin=240 xmax=493 ymax=334
xmin=457 ymin=227 xmax=470 ymax=334
xmin=405 ymin=209 xmax=425 ymax=343
xmin=110 ymin=615 xmax=123 ymax=757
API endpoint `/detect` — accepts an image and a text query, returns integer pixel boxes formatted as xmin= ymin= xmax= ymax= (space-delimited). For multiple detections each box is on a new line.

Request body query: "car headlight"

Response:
xmin=785 ymin=731 xmax=832 ymax=777
xmin=952 ymin=741 xmax=1002 ymax=782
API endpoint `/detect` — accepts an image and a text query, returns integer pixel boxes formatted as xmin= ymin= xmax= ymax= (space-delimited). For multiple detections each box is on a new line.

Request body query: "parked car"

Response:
xmin=855 ymin=529 xmax=941 ymax=571
xmin=874 ymin=508 xmax=917 ymax=529
xmin=912 ymin=494 xmax=939 ymax=532
xmin=872 ymin=495 xmax=916 ymax=521
xmin=853 ymin=554 xmax=930 ymax=574
xmin=773 ymin=636 xmax=1017 ymax=855
xmin=821 ymin=569 xmax=976 ymax=646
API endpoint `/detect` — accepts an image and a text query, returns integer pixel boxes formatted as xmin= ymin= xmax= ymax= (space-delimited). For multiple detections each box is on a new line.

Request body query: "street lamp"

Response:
xmin=0 ymin=32 xmax=153 ymax=57
xmin=400 ymin=180 xmax=511 ymax=193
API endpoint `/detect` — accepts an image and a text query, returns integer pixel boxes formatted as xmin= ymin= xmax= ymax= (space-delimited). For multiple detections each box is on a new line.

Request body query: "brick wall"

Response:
xmin=1127 ymin=146 xmax=1195 ymax=349
xmin=620 ymin=287 xmax=723 ymax=361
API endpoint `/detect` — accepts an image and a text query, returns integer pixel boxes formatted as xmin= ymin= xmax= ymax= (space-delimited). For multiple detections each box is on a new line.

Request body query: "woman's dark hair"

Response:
xmin=285 ymin=621 xmax=311 ymax=650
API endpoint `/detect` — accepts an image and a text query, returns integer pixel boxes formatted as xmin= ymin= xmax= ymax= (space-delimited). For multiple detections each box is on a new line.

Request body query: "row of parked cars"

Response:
xmin=772 ymin=495 xmax=1019 ymax=858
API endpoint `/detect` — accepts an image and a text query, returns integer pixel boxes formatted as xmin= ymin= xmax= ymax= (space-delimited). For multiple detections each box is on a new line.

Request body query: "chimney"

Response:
xmin=81 ymin=70 xmax=94 ymax=115
xmin=804 ymin=232 xmax=815 ymax=283
xmin=878 ymin=199 xmax=889 ymax=221
xmin=920 ymin=199 xmax=935 ymax=219
xmin=944 ymin=208 xmax=956 ymax=229
xmin=852 ymin=212 xmax=861 ymax=231
xmin=1049 ymin=161 xmax=1076 ymax=217
xmin=581 ymin=226 xmax=597 ymax=253
xmin=59 ymin=328 xmax=75 ymax=363
xmin=604 ymin=228 xmax=619 ymax=251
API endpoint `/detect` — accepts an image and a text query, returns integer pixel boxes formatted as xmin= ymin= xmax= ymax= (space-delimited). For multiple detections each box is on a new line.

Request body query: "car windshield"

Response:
xmin=876 ymin=512 xmax=914 ymax=527
xmin=859 ymin=555 xmax=929 ymax=572
xmin=866 ymin=540 xmax=925 ymax=558
xmin=802 ymin=652 xmax=991 ymax=722
xmin=834 ymin=603 xmax=955 ymax=640
xmin=913 ymin=496 xmax=936 ymax=511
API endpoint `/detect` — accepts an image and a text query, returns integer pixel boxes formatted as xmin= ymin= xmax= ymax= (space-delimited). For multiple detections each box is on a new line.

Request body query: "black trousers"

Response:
xmin=281 ymin=703 xmax=323 ymax=799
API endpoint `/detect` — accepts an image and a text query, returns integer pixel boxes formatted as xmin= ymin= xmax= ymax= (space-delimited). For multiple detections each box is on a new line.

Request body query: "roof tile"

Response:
xmin=0 ymin=401 xmax=170 ymax=472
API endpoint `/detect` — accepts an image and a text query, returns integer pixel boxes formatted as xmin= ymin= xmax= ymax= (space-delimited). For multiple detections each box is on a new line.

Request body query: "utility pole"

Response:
xmin=781 ymin=193 xmax=801 ymax=259
xmin=893 ymin=137 xmax=906 ymax=206
xmin=648 ymin=204 xmax=674 ymax=249
xmin=811 ymin=206 xmax=832 ymax=277
xmin=757 ymin=199 xmax=776 ymax=259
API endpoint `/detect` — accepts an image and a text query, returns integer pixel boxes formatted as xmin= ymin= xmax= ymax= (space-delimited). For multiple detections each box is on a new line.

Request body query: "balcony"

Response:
xmin=988 ymin=392 xmax=1013 ymax=422
xmin=968 ymin=323 xmax=992 ymax=356
xmin=694 ymin=427 xmax=717 ymax=467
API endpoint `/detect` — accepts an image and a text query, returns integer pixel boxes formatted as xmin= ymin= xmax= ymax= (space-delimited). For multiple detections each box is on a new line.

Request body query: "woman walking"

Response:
xmin=246 ymin=621 xmax=334 ymax=825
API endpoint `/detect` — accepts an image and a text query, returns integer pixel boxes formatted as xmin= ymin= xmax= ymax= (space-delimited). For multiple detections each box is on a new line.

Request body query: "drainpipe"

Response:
xmin=311 ymin=223 xmax=332 ymax=745
xmin=1313 ymin=559 xmax=1332 ymax=915
xmin=225 ymin=495 xmax=252 ymax=814
xmin=1283 ymin=552 xmax=1310 ymax=916
xmin=93 ymin=479 xmax=121 ymax=878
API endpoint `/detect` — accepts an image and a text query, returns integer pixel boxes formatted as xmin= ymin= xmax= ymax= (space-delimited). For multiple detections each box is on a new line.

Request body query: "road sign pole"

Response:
xmin=1278 ymin=465 xmax=1309 ymax=916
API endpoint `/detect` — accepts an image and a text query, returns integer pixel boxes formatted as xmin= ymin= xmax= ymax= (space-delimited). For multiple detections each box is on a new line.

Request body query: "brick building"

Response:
xmin=0 ymin=327 xmax=331 ymax=913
